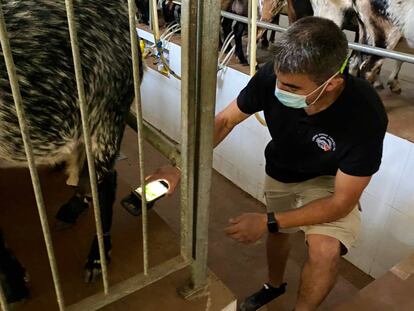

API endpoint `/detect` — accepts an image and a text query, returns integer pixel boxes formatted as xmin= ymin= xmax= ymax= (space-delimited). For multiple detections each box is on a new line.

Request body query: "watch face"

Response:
xmin=267 ymin=213 xmax=279 ymax=233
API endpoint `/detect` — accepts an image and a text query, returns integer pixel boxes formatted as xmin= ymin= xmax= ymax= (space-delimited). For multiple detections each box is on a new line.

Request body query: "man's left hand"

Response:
xmin=224 ymin=213 xmax=267 ymax=243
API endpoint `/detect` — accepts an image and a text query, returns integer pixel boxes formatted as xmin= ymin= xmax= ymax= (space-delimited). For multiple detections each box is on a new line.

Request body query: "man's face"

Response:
xmin=275 ymin=71 xmax=343 ymax=106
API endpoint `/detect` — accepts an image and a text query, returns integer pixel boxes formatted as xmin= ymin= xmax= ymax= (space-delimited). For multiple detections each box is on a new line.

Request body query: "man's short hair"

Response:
xmin=273 ymin=16 xmax=348 ymax=84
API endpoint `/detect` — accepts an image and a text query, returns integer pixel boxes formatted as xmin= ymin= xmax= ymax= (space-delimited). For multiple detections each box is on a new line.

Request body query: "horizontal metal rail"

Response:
xmin=126 ymin=112 xmax=181 ymax=167
xmin=66 ymin=256 xmax=189 ymax=311
xmin=171 ymin=1 xmax=414 ymax=65
xmin=221 ymin=11 xmax=414 ymax=65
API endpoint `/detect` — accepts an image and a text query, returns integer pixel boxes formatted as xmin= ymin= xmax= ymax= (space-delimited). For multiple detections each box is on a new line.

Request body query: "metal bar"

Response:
xmin=0 ymin=282 xmax=9 ymax=311
xmin=64 ymin=0 xmax=109 ymax=294
xmin=150 ymin=0 xmax=160 ymax=40
xmin=247 ymin=0 xmax=252 ymax=64
xmin=191 ymin=0 xmax=221 ymax=289
xmin=248 ymin=1 xmax=267 ymax=127
xmin=250 ymin=0 xmax=258 ymax=76
xmin=179 ymin=0 xmax=198 ymax=261
xmin=0 ymin=5 xmax=66 ymax=311
xmin=126 ymin=113 xmax=181 ymax=167
xmin=128 ymin=0 xmax=149 ymax=275
xmin=66 ymin=256 xmax=189 ymax=311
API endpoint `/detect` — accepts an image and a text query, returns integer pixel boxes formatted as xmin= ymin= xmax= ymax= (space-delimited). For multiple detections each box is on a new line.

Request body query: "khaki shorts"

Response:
xmin=264 ymin=175 xmax=361 ymax=255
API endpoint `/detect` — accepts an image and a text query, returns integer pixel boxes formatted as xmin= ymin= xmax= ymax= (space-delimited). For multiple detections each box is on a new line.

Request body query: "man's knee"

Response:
xmin=307 ymin=234 xmax=341 ymax=265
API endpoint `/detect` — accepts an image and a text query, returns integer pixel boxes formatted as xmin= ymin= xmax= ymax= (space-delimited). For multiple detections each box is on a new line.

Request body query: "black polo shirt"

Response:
xmin=237 ymin=62 xmax=388 ymax=183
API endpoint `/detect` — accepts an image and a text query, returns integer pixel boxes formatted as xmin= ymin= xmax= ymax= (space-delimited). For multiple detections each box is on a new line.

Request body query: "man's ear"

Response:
xmin=325 ymin=76 xmax=344 ymax=92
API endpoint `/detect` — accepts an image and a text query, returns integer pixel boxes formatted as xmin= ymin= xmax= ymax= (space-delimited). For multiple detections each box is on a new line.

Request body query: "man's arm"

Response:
xmin=146 ymin=98 xmax=250 ymax=193
xmin=225 ymin=170 xmax=371 ymax=243
xmin=214 ymin=98 xmax=250 ymax=147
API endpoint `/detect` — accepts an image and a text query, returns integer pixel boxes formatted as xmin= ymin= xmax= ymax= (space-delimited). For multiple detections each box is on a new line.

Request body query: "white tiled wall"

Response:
xmin=138 ymin=30 xmax=414 ymax=278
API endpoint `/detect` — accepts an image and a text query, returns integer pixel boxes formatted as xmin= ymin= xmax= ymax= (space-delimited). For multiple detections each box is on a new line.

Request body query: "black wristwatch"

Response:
xmin=267 ymin=212 xmax=279 ymax=233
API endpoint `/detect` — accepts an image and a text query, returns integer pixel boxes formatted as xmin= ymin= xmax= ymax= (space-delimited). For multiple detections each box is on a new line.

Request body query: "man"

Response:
xmin=148 ymin=17 xmax=387 ymax=310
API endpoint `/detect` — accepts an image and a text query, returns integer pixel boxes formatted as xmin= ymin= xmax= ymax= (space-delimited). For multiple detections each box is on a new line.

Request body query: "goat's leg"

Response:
xmin=268 ymin=15 xmax=280 ymax=45
xmin=84 ymin=170 xmax=116 ymax=283
xmin=261 ymin=30 xmax=269 ymax=48
xmin=0 ymin=229 xmax=29 ymax=305
xmin=234 ymin=22 xmax=248 ymax=64
xmin=55 ymin=160 xmax=90 ymax=229
xmin=387 ymin=60 xmax=403 ymax=94
xmin=221 ymin=17 xmax=233 ymax=52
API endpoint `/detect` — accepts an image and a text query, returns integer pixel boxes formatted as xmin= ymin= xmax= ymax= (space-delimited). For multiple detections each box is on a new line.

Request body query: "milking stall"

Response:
xmin=0 ymin=0 xmax=414 ymax=310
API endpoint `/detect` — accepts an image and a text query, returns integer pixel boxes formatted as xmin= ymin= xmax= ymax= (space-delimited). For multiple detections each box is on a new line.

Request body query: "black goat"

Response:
xmin=0 ymin=0 xmax=142 ymax=302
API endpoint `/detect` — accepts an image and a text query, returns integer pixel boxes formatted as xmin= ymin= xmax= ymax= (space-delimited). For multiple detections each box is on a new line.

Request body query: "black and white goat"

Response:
xmin=294 ymin=0 xmax=414 ymax=93
xmin=0 ymin=0 xmax=142 ymax=303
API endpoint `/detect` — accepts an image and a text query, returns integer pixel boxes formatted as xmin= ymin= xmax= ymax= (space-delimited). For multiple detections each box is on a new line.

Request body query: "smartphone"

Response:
xmin=134 ymin=180 xmax=169 ymax=203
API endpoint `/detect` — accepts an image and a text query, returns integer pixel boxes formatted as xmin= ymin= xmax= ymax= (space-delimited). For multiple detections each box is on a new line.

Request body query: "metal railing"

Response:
xmin=170 ymin=0 xmax=414 ymax=65
xmin=220 ymin=10 xmax=414 ymax=65
xmin=0 ymin=0 xmax=219 ymax=309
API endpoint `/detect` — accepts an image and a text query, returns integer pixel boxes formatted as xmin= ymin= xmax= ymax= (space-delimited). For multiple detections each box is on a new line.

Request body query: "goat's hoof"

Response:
xmin=84 ymin=235 xmax=112 ymax=283
xmin=55 ymin=195 xmax=89 ymax=230
xmin=84 ymin=262 xmax=103 ymax=283
xmin=388 ymin=82 xmax=402 ymax=94
xmin=390 ymin=87 xmax=402 ymax=94
xmin=374 ymin=82 xmax=384 ymax=90
xmin=0 ymin=246 xmax=30 ymax=304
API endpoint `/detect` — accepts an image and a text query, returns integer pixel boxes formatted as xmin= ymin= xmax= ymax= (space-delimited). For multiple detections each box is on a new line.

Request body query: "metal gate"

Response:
xmin=0 ymin=0 xmax=221 ymax=310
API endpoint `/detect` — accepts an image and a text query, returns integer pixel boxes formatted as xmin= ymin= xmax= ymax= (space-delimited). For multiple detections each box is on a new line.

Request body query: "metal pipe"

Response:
xmin=250 ymin=0 xmax=258 ymax=76
xmin=64 ymin=0 xmax=109 ymax=294
xmin=0 ymin=282 xmax=9 ymax=311
xmin=247 ymin=0 xmax=252 ymax=66
xmin=179 ymin=0 xmax=197 ymax=261
xmin=67 ymin=256 xmax=189 ymax=311
xmin=150 ymin=0 xmax=160 ymax=40
xmin=128 ymin=0 xmax=149 ymax=275
xmin=191 ymin=0 xmax=221 ymax=290
xmin=126 ymin=113 xmax=181 ymax=167
xmin=0 ymin=5 xmax=66 ymax=310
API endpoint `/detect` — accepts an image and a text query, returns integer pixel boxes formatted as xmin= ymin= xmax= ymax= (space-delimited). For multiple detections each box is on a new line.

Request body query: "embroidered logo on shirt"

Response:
xmin=312 ymin=134 xmax=336 ymax=152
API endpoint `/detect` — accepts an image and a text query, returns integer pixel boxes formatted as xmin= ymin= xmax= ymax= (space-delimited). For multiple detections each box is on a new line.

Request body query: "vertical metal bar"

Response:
xmin=179 ymin=0 xmax=197 ymax=261
xmin=0 ymin=6 xmax=66 ymax=311
xmin=128 ymin=0 xmax=149 ymax=275
xmin=247 ymin=0 xmax=252 ymax=62
xmin=250 ymin=0 xmax=266 ymax=126
xmin=150 ymin=0 xmax=160 ymax=40
xmin=149 ymin=1 xmax=152 ymax=31
xmin=63 ymin=0 xmax=109 ymax=294
xmin=250 ymin=0 xmax=258 ymax=76
xmin=191 ymin=0 xmax=221 ymax=289
xmin=0 ymin=282 xmax=9 ymax=311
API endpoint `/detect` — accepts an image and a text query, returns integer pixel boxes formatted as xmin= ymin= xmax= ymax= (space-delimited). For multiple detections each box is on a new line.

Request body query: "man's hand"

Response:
xmin=224 ymin=213 xmax=268 ymax=244
xmin=146 ymin=165 xmax=181 ymax=195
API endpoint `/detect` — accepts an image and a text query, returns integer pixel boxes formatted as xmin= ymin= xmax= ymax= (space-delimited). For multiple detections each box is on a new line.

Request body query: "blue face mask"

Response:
xmin=274 ymin=58 xmax=349 ymax=109
xmin=274 ymin=76 xmax=334 ymax=109
xmin=274 ymin=85 xmax=310 ymax=109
